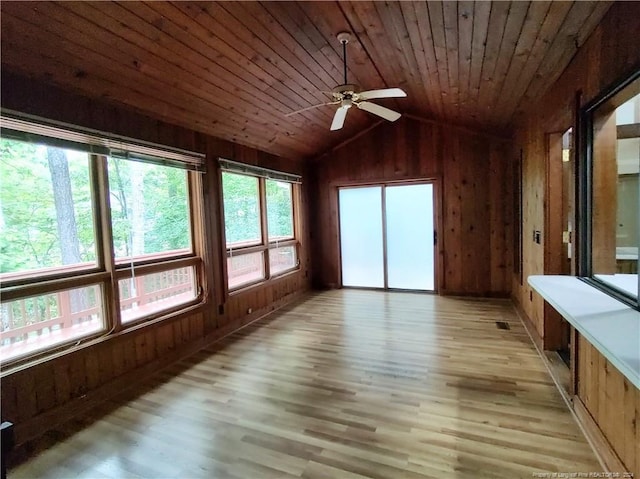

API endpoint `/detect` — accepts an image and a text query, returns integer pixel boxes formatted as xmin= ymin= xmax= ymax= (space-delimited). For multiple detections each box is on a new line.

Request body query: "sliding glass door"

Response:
xmin=339 ymin=183 xmax=435 ymax=291
xmin=338 ymin=186 xmax=385 ymax=288
xmin=385 ymin=184 xmax=434 ymax=290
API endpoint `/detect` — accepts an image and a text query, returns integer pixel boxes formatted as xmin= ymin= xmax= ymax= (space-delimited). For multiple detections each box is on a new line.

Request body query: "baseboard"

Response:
xmin=439 ymin=289 xmax=511 ymax=298
xmin=513 ymin=299 xmax=630 ymax=475
xmin=208 ymin=289 xmax=308 ymax=342
xmin=512 ymin=299 xmax=544 ymax=351
xmin=13 ymin=334 xmax=209 ymax=448
xmin=573 ymin=396 xmax=629 ymax=474
xmin=514 ymin=299 xmax=572 ymax=403
xmin=10 ymin=289 xmax=309 ymax=450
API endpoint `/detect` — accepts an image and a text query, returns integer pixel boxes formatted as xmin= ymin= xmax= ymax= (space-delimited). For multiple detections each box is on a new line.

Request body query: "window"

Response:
xmin=0 ymin=115 xmax=205 ymax=364
xmin=107 ymin=158 xmax=198 ymax=323
xmin=221 ymin=161 xmax=300 ymax=291
xmin=581 ymin=70 xmax=639 ymax=308
xmin=266 ymin=179 xmax=294 ymax=241
xmin=223 ymin=173 xmax=261 ymax=248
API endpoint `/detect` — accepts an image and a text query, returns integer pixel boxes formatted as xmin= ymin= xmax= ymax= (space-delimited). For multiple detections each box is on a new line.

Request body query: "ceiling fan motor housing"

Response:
xmin=332 ymin=84 xmax=359 ymax=101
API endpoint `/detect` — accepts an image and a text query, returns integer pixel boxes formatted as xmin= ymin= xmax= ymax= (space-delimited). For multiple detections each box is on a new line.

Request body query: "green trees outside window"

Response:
xmin=222 ymin=171 xmax=298 ymax=290
xmin=0 ymin=139 xmax=96 ymax=275
xmin=1 ymin=133 xmax=202 ymax=364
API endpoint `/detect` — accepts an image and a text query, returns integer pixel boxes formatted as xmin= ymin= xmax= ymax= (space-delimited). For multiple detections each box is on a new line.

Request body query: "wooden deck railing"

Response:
xmin=227 ymin=248 xmax=296 ymax=289
xmin=1 ymin=267 xmax=194 ymax=360
xmin=1 ymin=288 xmax=101 ymax=346
xmin=119 ymin=267 xmax=194 ymax=322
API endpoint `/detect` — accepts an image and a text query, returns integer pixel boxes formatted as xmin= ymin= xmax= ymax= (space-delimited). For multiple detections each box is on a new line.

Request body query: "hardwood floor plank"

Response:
xmin=9 ymin=290 xmax=600 ymax=478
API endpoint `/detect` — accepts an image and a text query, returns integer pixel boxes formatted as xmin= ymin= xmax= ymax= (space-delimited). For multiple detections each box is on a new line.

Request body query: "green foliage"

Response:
xmin=1 ymin=139 xmax=291 ymax=279
xmin=222 ymin=172 xmax=261 ymax=245
xmin=0 ymin=139 xmax=95 ymax=273
xmin=0 ymin=140 xmax=191 ymax=276
xmin=222 ymin=173 xmax=294 ymax=246
xmin=142 ymin=163 xmax=190 ymax=253
xmin=108 ymin=158 xmax=190 ymax=258
xmin=266 ymin=180 xmax=294 ymax=240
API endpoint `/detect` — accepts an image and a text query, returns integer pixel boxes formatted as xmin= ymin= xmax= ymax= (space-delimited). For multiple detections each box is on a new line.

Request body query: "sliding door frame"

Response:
xmin=335 ymin=177 xmax=442 ymax=293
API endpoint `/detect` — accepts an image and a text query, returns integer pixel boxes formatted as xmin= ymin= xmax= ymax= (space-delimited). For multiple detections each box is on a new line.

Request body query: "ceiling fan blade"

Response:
xmin=285 ymin=101 xmax=340 ymax=117
xmin=356 ymin=101 xmax=401 ymax=122
xmin=330 ymin=106 xmax=349 ymax=131
xmin=357 ymin=88 xmax=407 ymax=101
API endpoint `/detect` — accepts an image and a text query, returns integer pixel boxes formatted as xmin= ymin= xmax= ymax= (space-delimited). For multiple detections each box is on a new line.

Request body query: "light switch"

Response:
xmin=533 ymin=230 xmax=541 ymax=244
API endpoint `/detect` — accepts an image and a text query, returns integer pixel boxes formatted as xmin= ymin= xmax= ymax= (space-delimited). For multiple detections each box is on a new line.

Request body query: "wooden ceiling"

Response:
xmin=1 ymin=1 xmax=611 ymax=160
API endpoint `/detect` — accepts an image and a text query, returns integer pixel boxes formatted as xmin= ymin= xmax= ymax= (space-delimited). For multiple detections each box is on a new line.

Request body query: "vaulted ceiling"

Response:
xmin=1 ymin=1 xmax=612 ymax=160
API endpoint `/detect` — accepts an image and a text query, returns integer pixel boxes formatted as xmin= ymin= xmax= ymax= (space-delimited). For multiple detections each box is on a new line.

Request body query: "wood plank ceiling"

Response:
xmin=1 ymin=1 xmax=611 ymax=160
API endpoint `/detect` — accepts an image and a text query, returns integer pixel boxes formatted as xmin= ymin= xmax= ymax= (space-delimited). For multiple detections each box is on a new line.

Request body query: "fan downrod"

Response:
xmin=337 ymin=32 xmax=352 ymax=85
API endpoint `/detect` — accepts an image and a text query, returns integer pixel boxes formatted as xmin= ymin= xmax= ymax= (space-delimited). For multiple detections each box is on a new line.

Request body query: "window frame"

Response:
xmin=0 ymin=115 xmax=207 ymax=366
xmin=221 ymin=167 xmax=301 ymax=293
xmin=578 ymin=68 xmax=640 ymax=310
xmin=106 ymin=156 xmax=202 ymax=327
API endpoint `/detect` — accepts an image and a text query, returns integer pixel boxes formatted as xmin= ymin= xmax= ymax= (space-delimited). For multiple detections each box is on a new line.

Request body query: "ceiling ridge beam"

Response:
xmin=403 ymin=114 xmax=512 ymax=142
xmin=311 ymin=119 xmax=385 ymax=161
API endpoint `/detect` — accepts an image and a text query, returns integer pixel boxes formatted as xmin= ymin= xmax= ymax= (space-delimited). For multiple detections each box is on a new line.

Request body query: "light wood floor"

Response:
xmin=9 ymin=290 xmax=600 ymax=479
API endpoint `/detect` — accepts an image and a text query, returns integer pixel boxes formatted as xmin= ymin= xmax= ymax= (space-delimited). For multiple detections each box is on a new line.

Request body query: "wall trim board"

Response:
xmin=404 ymin=114 xmax=514 ymax=142
xmin=513 ymin=289 xmax=566 ymax=352
xmin=513 ymin=298 xmax=609 ymax=473
xmin=515 ymin=298 xmax=572 ymax=409
xmin=573 ymin=396 xmax=629 ymax=474
xmin=514 ymin=296 xmax=633 ymax=475
xmin=213 ymin=289 xmax=309 ymax=341
xmin=439 ymin=290 xmax=511 ymax=299
xmin=329 ymin=176 xmax=442 ymax=189
xmin=10 ymin=328 xmax=209 ymax=448
xmin=314 ymin=113 xmax=512 ymax=164
xmin=314 ymin=120 xmax=385 ymax=160
xmin=7 ymin=288 xmax=308 ymax=451
xmin=512 ymin=298 xmax=545 ymax=364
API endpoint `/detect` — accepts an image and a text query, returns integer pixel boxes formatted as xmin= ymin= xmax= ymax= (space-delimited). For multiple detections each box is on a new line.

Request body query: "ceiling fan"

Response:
xmin=286 ymin=32 xmax=407 ymax=131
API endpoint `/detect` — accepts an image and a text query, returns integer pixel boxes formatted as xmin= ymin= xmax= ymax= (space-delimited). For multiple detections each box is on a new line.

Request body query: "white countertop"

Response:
xmin=528 ymin=275 xmax=640 ymax=389
xmin=594 ymin=273 xmax=638 ymax=297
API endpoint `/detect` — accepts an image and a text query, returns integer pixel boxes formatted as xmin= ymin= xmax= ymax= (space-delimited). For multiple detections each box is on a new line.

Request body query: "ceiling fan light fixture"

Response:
xmin=285 ymin=31 xmax=407 ymax=130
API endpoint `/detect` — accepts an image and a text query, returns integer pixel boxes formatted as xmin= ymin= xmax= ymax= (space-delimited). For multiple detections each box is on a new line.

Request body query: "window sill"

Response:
xmin=528 ymin=275 xmax=640 ymax=389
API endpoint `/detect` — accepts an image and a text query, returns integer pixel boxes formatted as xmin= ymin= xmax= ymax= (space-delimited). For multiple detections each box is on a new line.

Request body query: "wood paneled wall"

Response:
xmin=577 ymin=335 xmax=639 ymax=477
xmin=1 ymin=309 xmax=205 ymax=445
xmin=0 ymin=72 xmax=311 ymax=446
xmin=310 ymin=116 xmax=513 ymax=296
xmin=512 ymin=2 xmax=640 ymax=474
xmin=513 ymin=1 xmax=640 ymax=333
